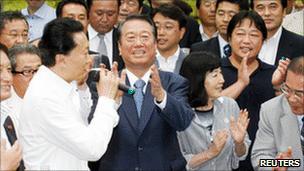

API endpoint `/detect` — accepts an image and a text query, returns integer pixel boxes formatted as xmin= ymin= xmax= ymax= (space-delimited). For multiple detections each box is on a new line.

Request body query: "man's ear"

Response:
xmin=55 ymin=54 xmax=66 ymax=66
xmin=179 ymin=27 xmax=186 ymax=40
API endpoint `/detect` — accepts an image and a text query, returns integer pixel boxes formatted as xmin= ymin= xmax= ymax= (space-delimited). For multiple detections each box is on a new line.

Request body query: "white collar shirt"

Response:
xmin=19 ymin=66 xmax=119 ymax=170
xmin=218 ymin=35 xmax=229 ymax=58
xmin=199 ymin=24 xmax=218 ymax=41
xmin=88 ymin=25 xmax=114 ymax=67
xmin=258 ymin=27 xmax=283 ymax=65
xmin=21 ymin=2 xmax=56 ymax=41
xmin=156 ymin=47 xmax=180 ymax=72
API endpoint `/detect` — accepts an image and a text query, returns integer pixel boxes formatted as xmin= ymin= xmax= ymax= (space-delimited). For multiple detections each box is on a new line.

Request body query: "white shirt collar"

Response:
xmin=126 ymin=69 xmax=151 ymax=92
xmin=156 ymin=46 xmax=180 ymax=62
xmin=199 ymin=24 xmax=218 ymax=41
xmin=88 ymin=24 xmax=113 ymax=40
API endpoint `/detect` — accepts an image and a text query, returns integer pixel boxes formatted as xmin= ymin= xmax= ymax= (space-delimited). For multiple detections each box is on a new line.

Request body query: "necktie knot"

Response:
xmin=98 ymin=33 xmax=105 ymax=39
xmin=134 ymin=79 xmax=145 ymax=89
xmin=223 ymin=44 xmax=231 ymax=58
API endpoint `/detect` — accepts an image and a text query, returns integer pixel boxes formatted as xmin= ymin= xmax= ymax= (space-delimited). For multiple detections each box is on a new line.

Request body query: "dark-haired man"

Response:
xmin=221 ymin=10 xmax=276 ymax=171
xmin=251 ymin=0 xmax=304 ymax=66
xmin=56 ymin=0 xmax=89 ymax=33
xmin=0 ymin=11 xmax=29 ymax=48
xmin=89 ymin=14 xmax=194 ymax=171
xmin=87 ymin=0 xmax=124 ymax=70
xmin=153 ymin=4 xmax=187 ymax=74
xmin=191 ymin=0 xmax=248 ymax=58
xmin=19 ymin=18 xmax=122 ymax=170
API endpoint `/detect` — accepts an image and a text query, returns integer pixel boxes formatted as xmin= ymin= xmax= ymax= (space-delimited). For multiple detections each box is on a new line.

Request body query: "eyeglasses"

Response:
xmin=12 ymin=69 xmax=38 ymax=77
xmin=280 ymin=82 xmax=304 ymax=99
xmin=1 ymin=32 xmax=28 ymax=40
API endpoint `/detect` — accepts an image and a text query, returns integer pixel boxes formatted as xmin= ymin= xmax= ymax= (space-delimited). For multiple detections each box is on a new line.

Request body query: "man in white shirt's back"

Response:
xmin=19 ymin=18 xmax=122 ymax=170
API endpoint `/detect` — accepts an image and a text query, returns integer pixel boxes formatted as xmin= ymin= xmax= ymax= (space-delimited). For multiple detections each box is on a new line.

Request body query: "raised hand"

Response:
xmin=150 ymin=64 xmax=165 ymax=102
xmin=238 ymin=53 xmax=250 ymax=86
xmin=230 ymin=109 xmax=249 ymax=145
xmin=0 ymin=139 xmax=22 ymax=171
xmin=272 ymin=58 xmax=290 ymax=86
xmin=272 ymin=147 xmax=293 ymax=171
xmin=97 ymin=63 xmax=120 ymax=99
xmin=209 ymin=130 xmax=229 ymax=157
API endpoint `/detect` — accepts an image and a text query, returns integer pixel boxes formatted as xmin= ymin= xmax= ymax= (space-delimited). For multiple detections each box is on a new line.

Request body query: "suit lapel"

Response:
xmin=276 ymin=28 xmax=291 ymax=65
xmin=173 ymin=50 xmax=186 ymax=74
xmin=138 ymin=83 xmax=155 ymax=134
xmin=280 ymin=97 xmax=303 ymax=159
xmin=214 ymin=37 xmax=221 ymax=58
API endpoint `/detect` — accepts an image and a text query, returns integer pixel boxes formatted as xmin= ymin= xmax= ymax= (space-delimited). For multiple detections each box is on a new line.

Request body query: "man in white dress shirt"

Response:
xmin=153 ymin=4 xmax=187 ymax=74
xmin=21 ymin=0 xmax=56 ymax=41
xmin=19 ymin=18 xmax=122 ymax=170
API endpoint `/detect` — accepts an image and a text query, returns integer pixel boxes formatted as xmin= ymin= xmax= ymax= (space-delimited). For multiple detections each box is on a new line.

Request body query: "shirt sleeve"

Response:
xmin=153 ymin=91 xmax=167 ymax=110
xmin=36 ymin=96 xmax=119 ymax=161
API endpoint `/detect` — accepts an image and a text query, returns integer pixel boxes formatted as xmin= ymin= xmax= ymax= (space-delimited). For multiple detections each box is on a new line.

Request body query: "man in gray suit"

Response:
xmin=251 ymin=56 xmax=304 ymax=170
xmin=152 ymin=4 xmax=187 ymax=74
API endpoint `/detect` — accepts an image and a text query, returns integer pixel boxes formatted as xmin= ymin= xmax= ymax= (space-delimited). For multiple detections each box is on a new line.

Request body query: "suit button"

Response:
xmin=138 ymin=146 xmax=143 ymax=151
xmin=135 ymin=167 xmax=139 ymax=171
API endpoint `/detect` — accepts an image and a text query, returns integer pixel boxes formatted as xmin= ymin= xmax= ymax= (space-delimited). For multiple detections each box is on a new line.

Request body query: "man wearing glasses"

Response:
xmin=1 ymin=44 xmax=41 ymax=130
xmin=252 ymin=56 xmax=304 ymax=170
xmin=0 ymin=11 xmax=29 ymax=48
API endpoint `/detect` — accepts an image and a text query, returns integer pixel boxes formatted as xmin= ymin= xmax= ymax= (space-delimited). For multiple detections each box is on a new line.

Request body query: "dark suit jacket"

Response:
xmin=190 ymin=36 xmax=221 ymax=58
xmin=180 ymin=16 xmax=202 ymax=48
xmin=88 ymin=71 xmax=194 ymax=171
xmin=112 ymin=28 xmax=125 ymax=70
xmin=273 ymin=28 xmax=304 ymax=65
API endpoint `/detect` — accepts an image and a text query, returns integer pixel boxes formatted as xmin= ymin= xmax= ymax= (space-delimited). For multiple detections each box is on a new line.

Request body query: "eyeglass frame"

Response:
xmin=12 ymin=69 xmax=39 ymax=77
xmin=280 ymin=82 xmax=304 ymax=99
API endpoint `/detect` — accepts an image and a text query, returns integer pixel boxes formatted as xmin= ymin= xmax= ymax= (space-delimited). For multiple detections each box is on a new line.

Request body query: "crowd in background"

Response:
xmin=0 ymin=0 xmax=304 ymax=171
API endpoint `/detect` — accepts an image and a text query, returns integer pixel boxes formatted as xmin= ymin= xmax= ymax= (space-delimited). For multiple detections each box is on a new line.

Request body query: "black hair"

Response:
xmin=152 ymin=4 xmax=187 ymax=29
xmin=87 ymin=0 xmax=121 ymax=11
xmin=250 ymin=0 xmax=287 ymax=10
xmin=216 ymin=0 xmax=249 ymax=11
xmin=56 ymin=0 xmax=89 ymax=18
xmin=173 ymin=0 xmax=192 ymax=16
xmin=38 ymin=18 xmax=84 ymax=67
xmin=180 ymin=51 xmax=221 ymax=107
xmin=227 ymin=10 xmax=267 ymax=41
xmin=117 ymin=14 xmax=157 ymax=42
xmin=0 ymin=11 xmax=28 ymax=32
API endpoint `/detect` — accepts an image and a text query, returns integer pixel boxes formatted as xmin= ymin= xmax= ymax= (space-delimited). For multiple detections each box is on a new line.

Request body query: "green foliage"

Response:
xmin=3 ymin=0 xmax=61 ymax=11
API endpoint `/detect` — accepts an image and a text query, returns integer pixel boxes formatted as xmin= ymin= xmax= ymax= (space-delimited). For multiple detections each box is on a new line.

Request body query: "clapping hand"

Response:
xmin=272 ymin=147 xmax=293 ymax=171
xmin=230 ymin=109 xmax=249 ymax=145
xmin=208 ymin=130 xmax=229 ymax=157
xmin=272 ymin=58 xmax=290 ymax=86
xmin=150 ymin=64 xmax=165 ymax=102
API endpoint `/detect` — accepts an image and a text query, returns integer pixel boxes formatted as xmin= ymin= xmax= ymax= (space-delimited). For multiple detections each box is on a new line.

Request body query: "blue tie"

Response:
xmin=134 ymin=79 xmax=145 ymax=117
xmin=301 ymin=117 xmax=304 ymax=155
xmin=223 ymin=44 xmax=231 ymax=58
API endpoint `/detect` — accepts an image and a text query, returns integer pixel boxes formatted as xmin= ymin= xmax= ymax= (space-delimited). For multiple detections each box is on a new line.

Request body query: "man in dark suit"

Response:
xmin=152 ymin=4 xmax=187 ymax=74
xmin=87 ymin=0 xmax=124 ymax=70
xmin=191 ymin=0 xmax=248 ymax=58
xmin=88 ymin=14 xmax=194 ymax=171
xmin=251 ymin=0 xmax=304 ymax=66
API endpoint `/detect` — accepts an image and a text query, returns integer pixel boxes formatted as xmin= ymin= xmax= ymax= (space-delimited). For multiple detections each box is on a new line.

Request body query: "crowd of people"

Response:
xmin=0 ymin=0 xmax=303 ymax=170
